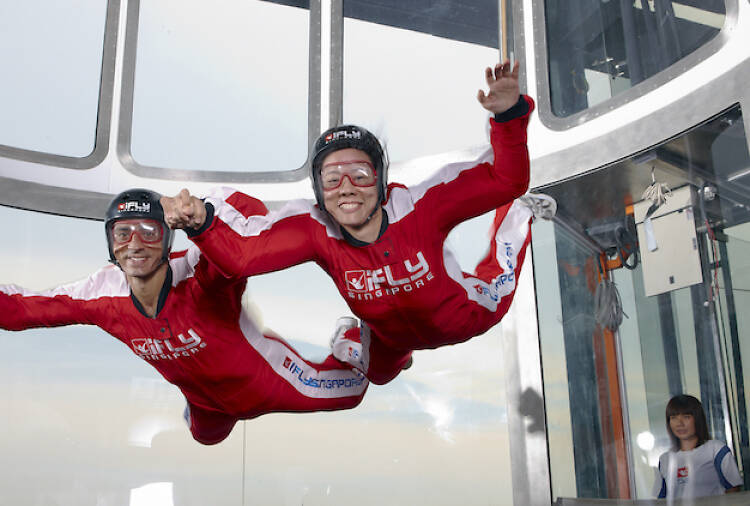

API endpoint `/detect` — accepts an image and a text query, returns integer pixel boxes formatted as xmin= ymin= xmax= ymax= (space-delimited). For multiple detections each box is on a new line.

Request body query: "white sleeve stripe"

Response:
xmin=205 ymin=189 xmax=343 ymax=240
xmin=1 ymin=266 xmax=129 ymax=301
xmin=384 ymin=148 xmax=493 ymax=224
xmin=169 ymin=247 xmax=201 ymax=287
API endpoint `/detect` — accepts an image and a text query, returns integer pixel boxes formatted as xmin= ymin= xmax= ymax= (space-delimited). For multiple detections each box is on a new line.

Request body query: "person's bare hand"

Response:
xmin=477 ymin=60 xmax=521 ymax=114
xmin=160 ymin=189 xmax=206 ymax=230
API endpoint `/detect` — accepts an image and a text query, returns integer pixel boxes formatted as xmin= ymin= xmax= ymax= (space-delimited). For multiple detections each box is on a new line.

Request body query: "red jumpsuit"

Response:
xmin=0 ymin=245 xmax=367 ymax=445
xmin=190 ymin=97 xmax=535 ymax=385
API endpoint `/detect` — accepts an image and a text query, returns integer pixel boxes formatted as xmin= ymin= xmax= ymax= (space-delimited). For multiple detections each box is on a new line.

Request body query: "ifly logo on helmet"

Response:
xmin=118 ymin=201 xmax=151 ymax=213
xmin=324 ymin=129 xmax=361 ymax=146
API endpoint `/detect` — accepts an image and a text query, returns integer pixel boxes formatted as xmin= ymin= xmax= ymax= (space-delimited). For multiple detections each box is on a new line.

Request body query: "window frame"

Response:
xmin=0 ymin=0 xmax=119 ymax=169
xmin=528 ymin=0 xmax=736 ymax=131
xmin=117 ymin=0 xmax=321 ymax=183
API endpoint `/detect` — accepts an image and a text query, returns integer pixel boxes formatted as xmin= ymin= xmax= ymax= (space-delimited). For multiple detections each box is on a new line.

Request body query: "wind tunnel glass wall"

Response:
xmin=0 ymin=205 xmax=516 ymax=505
xmin=0 ymin=1 xmax=106 ymax=157
xmin=129 ymin=0 xmax=310 ymax=173
xmin=342 ymin=0 xmax=502 ymax=163
xmin=533 ymin=105 xmax=750 ymax=501
xmin=544 ymin=0 xmax=726 ymax=118
xmin=0 ymin=206 xmax=245 ymax=504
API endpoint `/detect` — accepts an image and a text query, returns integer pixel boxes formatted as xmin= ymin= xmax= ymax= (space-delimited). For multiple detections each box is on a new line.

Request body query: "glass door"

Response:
xmin=534 ymin=104 xmax=750 ymax=500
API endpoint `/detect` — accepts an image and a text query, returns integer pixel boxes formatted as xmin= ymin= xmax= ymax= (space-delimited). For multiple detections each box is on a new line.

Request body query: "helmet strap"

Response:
xmin=364 ymin=203 xmax=380 ymax=223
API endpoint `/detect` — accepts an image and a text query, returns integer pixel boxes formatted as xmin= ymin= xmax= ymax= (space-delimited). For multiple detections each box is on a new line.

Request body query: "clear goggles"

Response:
xmin=110 ymin=219 xmax=164 ymax=245
xmin=320 ymin=161 xmax=376 ymax=190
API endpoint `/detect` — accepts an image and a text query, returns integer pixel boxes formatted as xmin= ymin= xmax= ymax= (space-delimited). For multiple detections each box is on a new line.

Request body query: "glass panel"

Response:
xmin=535 ymin=105 xmax=750 ymax=500
xmin=130 ymin=0 xmax=310 ymax=172
xmin=544 ymin=0 xmax=726 ymax=117
xmin=0 ymin=204 xmax=514 ymax=504
xmin=343 ymin=0 xmax=501 ymax=163
xmin=716 ymin=233 xmax=750 ymax=486
xmin=244 ymin=212 xmax=515 ymax=505
xmin=0 ymin=206 xmax=244 ymax=504
xmin=534 ymin=218 xmax=578 ymax=499
xmin=0 ymin=1 xmax=107 ymax=157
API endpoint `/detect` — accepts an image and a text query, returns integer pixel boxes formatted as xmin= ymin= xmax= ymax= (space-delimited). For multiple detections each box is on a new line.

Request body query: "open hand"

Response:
xmin=477 ymin=60 xmax=521 ymax=114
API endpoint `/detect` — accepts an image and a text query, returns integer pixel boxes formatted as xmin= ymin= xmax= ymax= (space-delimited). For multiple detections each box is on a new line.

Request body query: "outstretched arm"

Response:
xmin=162 ymin=188 xmax=320 ymax=279
xmin=478 ymin=59 xmax=531 ymax=191
xmin=483 ymin=60 xmax=533 ymax=196
xmin=411 ymin=61 xmax=533 ymax=231
xmin=0 ymin=272 xmax=110 ymax=330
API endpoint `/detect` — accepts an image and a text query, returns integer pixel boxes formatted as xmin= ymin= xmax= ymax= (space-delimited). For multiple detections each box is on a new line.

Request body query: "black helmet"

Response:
xmin=104 ymin=188 xmax=174 ymax=264
xmin=310 ymin=125 xmax=388 ymax=210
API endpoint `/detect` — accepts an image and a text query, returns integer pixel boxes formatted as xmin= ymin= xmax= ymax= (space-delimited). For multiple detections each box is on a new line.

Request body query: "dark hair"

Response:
xmin=665 ymin=394 xmax=710 ymax=451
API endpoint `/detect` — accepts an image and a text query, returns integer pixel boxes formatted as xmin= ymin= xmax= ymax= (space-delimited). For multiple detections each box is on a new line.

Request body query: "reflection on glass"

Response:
xmin=343 ymin=1 xmax=499 ymax=163
xmin=129 ymin=482 xmax=174 ymax=506
xmin=0 ymin=1 xmax=106 ymax=156
xmin=130 ymin=0 xmax=310 ymax=172
xmin=544 ymin=0 xmax=726 ymax=117
xmin=534 ymin=105 xmax=750 ymax=499
xmin=636 ymin=431 xmax=655 ymax=452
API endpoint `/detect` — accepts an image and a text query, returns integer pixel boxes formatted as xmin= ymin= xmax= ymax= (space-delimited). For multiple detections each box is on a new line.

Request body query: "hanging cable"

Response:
xmin=615 ymin=224 xmax=639 ymax=270
xmin=698 ymin=185 xmax=721 ymax=303
xmin=705 ymin=216 xmax=721 ymax=302
xmin=594 ymin=256 xmax=627 ymax=332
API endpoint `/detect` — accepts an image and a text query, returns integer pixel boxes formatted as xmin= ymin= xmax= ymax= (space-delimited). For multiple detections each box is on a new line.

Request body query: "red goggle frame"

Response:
xmin=110 ymin=219 xmax=164 ymax=245
xmin=320 ymin=160 xmax=376 ymax=190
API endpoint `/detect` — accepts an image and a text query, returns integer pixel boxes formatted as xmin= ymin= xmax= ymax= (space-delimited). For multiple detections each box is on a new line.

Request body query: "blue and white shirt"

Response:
xmin=653 ymin=440 xmax=743 ymax=499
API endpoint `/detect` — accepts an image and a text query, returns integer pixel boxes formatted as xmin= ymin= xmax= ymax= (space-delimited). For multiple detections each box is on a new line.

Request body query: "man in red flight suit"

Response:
xmin=161 ymin=60 xmax=544 ymax=386
xmin=0 ymin=189 xmax=367 ymax=445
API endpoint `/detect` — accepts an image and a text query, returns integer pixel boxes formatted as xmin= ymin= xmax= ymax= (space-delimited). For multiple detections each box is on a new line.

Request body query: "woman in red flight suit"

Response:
xmin=164 ymin=60 xmax=543 ymax=385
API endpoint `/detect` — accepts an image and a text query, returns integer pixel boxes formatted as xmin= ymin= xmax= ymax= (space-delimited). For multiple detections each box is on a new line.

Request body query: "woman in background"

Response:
xmin=653 ymin=394 xmax=743 ymax=499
